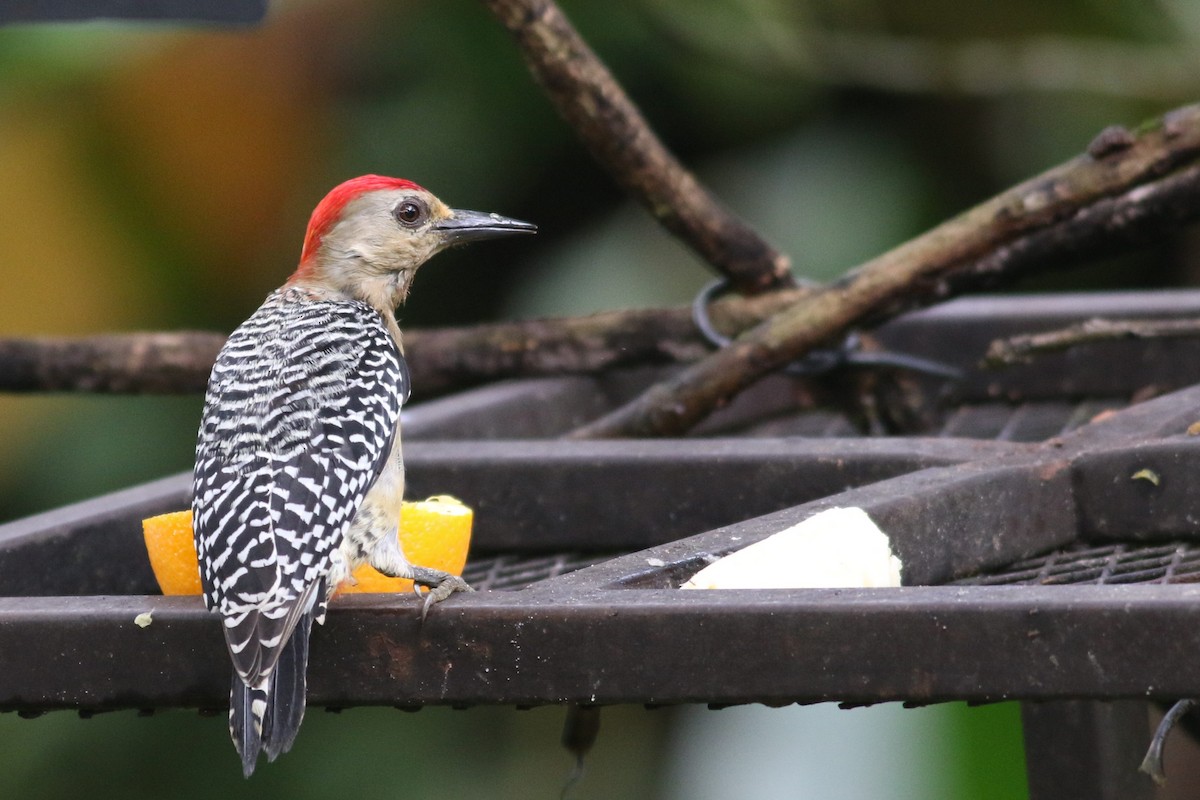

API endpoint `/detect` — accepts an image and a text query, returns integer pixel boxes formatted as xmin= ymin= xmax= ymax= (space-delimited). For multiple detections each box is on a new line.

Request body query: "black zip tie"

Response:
xmin=1141 ymin=698 xmax=1198 ymax=785
xmin=691 ymin=278 xmax=963 ymax=380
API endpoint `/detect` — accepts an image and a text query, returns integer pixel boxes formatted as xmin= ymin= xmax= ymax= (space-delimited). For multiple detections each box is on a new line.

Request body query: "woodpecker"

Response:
xmin=192 ymin=175 xmax=535 ymax=776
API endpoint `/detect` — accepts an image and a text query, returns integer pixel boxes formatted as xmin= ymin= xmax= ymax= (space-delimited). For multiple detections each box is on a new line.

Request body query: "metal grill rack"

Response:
xmin=462 ymin=552 xmax=617 ymax=592
xmin=471 ymin=540 xmax=1200 ymax=592
xmin=957 ymin=542 xmax=1200 ymax=587
xmin=452 ymin=395 xmax=1147 ymax=592
xmin=7 ymin=291 xmax=1200 ymax=799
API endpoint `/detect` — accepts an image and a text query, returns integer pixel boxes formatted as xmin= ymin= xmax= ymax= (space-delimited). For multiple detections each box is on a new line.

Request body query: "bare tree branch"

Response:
xmin=480 ymin=0 xmax=792 ymax=294
xmin=405 ymin=287 xmax=807 ymax=395
xmin=0 ymin=332 xmax=224 ymax=394
xmin=0 ymin=288 xmax=809 ymax=395
xmin=9 ymin=106 xmax=1200 ymax=429
xmin=985 ymin=317 xmax=1200 ymax=367
xmin=569 ymin=104 xmax=1200 ymax=439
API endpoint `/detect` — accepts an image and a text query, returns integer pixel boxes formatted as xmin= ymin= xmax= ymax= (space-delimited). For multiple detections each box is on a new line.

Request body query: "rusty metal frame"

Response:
xmin=5 ymin=379 xmax=1200 ymax=711
xmin=5 ymin=291 xmax=1200 ymax=798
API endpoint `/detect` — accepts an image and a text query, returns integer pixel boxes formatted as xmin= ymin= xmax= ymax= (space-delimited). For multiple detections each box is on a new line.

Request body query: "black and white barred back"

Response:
xmin=193 ymin=287 xmax=407 ymax=771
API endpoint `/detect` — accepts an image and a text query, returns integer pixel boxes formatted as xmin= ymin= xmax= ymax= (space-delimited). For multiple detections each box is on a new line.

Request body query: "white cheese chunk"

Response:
xmin=681 ymin=507 xmax=902 ymax=589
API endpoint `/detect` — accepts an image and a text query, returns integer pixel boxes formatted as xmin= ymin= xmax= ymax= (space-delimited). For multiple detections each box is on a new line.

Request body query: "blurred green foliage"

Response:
xmin=1 ymin=0 xmax=1197 ymax=796
xmin=0 ymin=705 xmax=670 ymax=800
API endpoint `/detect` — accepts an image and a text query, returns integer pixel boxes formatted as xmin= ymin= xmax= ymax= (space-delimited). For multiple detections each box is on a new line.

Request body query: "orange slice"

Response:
xmin=141 ymin=496 xmax=473 ymax=596
xmin=141 ymin=510 xmax=203 ymax=595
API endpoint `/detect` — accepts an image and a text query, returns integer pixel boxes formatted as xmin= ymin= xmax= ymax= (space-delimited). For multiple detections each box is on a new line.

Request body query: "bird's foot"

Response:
xmin=410 ymin=567 xmax=474 ymax=621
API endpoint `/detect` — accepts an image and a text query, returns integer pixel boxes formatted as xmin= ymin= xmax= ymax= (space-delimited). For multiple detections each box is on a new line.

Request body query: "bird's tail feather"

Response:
xmin=263 ymin=609 xmax=312 ymax=761
xmin=230 ymin=674 xmax=268 ymax=778
xmin=229 ymin=610 xmax=314 ymax=777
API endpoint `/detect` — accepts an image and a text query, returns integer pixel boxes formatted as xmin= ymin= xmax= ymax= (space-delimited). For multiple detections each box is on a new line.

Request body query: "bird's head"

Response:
xmin=289 ymin=175 xmax=536 ymax=310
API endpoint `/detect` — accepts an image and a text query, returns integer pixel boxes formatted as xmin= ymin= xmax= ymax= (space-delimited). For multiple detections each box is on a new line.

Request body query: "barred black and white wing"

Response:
xmin=192 ymin=287 xmax=406 ymax=772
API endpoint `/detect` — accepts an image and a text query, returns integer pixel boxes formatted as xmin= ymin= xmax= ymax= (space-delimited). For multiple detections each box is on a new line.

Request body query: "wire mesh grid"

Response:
xmin=954 ymin=541 xmax=1200 ymax=586
xmin=467 ymin=540 xmax=1200 ymax=590
xmin=462 ymin=552 xmax=617 ymax=591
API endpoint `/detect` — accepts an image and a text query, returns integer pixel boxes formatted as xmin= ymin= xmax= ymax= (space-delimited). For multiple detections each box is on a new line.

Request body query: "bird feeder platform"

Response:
xmin=5 ymin=291 xmax=1200 ymax=799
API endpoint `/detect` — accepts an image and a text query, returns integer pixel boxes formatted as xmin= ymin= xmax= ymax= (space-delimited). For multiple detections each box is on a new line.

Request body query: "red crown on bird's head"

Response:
xmin=299 ymin=175 xmax=426 ymax=266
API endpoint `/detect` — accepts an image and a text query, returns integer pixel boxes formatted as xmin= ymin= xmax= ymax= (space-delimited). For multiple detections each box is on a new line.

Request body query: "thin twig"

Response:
xmin=479 ymin=0 xmax=792 ymax=295
xmin=569 ymin=104 xmax=1200 ymax=438
xmin=985 ymin=317 xmax=1200 ymax=368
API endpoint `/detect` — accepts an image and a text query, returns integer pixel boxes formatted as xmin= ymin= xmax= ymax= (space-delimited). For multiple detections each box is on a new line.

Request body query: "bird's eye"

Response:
xmin=394 ymin=199 xmax=426 ymax=228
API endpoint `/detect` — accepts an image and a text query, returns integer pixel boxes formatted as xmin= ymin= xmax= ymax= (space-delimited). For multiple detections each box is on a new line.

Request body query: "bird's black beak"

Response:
xmin=435 ymin=209 xmax=537 ymax=245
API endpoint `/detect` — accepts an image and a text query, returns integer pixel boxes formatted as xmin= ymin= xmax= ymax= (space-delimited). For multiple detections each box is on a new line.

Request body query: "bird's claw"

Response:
xmin=411 ymin=569 xmax=474 ymax=622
